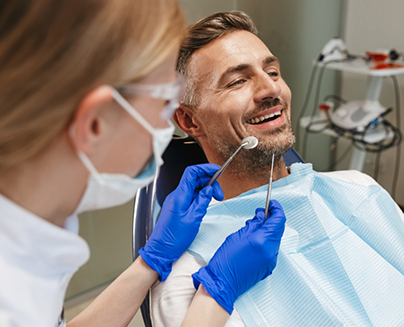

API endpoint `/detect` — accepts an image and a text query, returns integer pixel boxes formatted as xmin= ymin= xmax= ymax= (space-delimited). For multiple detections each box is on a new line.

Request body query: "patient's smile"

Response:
xmin=247 ymin=110 xmax=282 ymax=124
xmin=245 ymin=105 xmax=286 ymax=131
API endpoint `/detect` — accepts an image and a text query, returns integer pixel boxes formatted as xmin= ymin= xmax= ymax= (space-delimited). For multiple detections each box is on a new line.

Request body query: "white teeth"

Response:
xmin=248 ymin=111 xmax=282 ymax=124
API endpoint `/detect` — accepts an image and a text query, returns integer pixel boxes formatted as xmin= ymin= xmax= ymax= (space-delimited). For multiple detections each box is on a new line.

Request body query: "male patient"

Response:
xmin=151 ymin=11 xmax=404 ymax=326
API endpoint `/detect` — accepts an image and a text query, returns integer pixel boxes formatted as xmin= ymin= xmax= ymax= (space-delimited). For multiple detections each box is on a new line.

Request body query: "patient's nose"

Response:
xmin=254 ymin=73 xmax=281 ymax=103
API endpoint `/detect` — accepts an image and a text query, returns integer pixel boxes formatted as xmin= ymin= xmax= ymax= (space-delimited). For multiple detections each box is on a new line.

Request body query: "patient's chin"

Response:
xmin=227 ymin=127 xmax=295 ymax=176
xmin=208 ymin=121 xmax=295 ymax=174
xmin=251 ymin=125 xmax=295 ymax=161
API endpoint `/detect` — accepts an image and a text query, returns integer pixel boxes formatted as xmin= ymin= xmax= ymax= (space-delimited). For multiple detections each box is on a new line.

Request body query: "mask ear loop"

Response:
xmin=111 ymin=89 xmax=169 ymax=142
xmin=68 ymin=123 xmax=105 ymax=185
xmin=112 ymin=89 xmax=156 ymax=134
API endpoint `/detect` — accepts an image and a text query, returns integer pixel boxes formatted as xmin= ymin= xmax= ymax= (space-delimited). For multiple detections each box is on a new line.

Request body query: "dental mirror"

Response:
xmin=207 ymin=136 xmax=258 ymax=186
xmin=242 ymin=135 xmax=259 ymax=149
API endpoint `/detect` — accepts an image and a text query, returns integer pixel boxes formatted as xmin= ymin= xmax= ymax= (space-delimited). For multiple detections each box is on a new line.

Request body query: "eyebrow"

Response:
xmin=263 ymin=56 xmax=279 ymax=65
xmin=224 ymin=64 xmax=251 ymax=76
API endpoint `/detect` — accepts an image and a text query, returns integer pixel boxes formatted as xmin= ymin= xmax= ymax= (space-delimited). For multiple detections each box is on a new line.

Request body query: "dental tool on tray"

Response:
xmin=264 ymin=154 xmax=275 ymax=222
xmin=207 ymin=136 xmax=258 ymax=186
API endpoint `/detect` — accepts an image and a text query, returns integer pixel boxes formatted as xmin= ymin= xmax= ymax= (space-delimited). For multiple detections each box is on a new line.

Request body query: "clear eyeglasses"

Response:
xmin=116 ymin=72 xmax=185 ymax=120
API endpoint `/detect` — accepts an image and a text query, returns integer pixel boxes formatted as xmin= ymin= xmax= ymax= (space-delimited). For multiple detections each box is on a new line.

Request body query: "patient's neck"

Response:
xmin=216 ymin=157 xmax=289 ymax=200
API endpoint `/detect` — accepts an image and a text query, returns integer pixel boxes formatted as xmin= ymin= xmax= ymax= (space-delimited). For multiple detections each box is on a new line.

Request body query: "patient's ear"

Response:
xmin=174 ymin=105 xmax=204 ymax=137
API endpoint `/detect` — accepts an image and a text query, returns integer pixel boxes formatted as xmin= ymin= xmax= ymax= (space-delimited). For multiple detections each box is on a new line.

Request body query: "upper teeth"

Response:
xmin=247 ymin=111 xmax=281 ymax=124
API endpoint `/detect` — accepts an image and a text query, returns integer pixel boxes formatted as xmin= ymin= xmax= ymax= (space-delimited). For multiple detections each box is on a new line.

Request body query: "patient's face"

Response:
xmin=190 ymin=30 xmax=294 ymax=170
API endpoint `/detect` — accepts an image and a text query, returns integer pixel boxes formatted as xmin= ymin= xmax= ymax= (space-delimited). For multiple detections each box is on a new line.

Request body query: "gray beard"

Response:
xmin=215 ymin=122 xmax=295 ymax=178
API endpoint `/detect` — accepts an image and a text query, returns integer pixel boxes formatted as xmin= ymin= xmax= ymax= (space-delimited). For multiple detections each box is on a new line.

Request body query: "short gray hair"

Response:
xmin=177 ymin=11 xmax=258 ymax=108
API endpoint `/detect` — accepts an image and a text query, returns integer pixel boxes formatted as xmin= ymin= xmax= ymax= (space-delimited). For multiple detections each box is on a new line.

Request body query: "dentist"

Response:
xmin=0 ymin=1 xmax=286 ymax=326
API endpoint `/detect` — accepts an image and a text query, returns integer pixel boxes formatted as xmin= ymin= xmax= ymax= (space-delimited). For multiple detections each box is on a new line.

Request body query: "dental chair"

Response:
xmin=132 ymin=135 xmax=303 ymax=327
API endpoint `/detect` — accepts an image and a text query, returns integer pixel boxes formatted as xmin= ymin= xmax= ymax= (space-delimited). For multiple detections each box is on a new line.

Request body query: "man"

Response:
xmin=151 ymin=11 xmax=404 ymax=326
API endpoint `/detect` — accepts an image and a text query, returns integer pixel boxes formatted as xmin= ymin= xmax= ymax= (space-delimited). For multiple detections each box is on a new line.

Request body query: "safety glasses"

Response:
xmin=116 ymin=72 xmax=185 ymax=120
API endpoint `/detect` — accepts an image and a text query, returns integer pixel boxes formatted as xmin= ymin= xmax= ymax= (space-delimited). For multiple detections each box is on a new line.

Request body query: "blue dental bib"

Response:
xmin=188 ymin=163 xmax=404 ymax=326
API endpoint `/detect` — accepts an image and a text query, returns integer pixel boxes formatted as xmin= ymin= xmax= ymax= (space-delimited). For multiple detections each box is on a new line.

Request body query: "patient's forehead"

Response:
xmin=190 ymin=30 xmax=275 ymax=86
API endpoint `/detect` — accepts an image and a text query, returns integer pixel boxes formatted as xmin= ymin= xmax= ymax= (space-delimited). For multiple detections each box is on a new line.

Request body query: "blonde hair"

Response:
xmin=0 ymin=0 xmax=186 ymax=167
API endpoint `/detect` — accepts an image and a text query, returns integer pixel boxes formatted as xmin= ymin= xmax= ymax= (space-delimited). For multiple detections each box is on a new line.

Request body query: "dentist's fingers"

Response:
xmin=171 ymin=164 xmax=221 ymax=210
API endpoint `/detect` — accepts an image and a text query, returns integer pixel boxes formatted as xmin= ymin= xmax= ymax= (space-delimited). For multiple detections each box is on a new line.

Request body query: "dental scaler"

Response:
xmin=207 ymin=136 xmax=258 ymax=186
xmin=264 ymin=154 xmax=275 ymax=222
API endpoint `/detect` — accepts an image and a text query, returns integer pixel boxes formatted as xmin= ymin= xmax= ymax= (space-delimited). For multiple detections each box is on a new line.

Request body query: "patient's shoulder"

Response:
xmin=319 ymin=170 xmax=379 ymax=187
xmin=320 ymin=169 xmax=404 ymax=222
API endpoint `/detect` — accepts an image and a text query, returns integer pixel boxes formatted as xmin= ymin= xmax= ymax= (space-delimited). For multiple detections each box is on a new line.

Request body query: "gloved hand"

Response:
xmin=139 ymin=163 xmax=224 ymax=281
xmin=192 ymin=200 xmax=286 ymax=314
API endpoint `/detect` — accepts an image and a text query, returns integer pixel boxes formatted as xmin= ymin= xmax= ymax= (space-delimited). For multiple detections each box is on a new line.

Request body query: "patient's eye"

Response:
xmin=228 ymin=79 xmax=246 ymax=88
xmin=265 ymin=69 xmax=280 ymax=82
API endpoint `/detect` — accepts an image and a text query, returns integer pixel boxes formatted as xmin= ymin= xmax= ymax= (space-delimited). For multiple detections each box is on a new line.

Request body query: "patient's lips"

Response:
xmin=247 ymin=111 xmax=281 ymax=124
xmin=246 ymin=105 xmax=285 ymax=129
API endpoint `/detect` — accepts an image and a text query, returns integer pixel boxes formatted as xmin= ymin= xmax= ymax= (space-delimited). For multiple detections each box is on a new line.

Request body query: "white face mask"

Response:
xmin=74 ymin=87 xmax=176 ymax=214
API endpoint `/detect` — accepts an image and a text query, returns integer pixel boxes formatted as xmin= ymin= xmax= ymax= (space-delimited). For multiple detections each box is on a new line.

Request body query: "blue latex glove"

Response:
xmin=139 ymin=163 xmax=224 ymax=281
xmin=192 ymin=200 xmax=286 ymax=314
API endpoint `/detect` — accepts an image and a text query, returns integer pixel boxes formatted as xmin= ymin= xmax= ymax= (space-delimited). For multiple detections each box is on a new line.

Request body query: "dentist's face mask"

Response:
xmin=74 ymin=73 xmax=184 ymax=214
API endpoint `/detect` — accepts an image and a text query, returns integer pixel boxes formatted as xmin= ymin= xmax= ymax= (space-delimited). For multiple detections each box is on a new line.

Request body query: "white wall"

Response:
xmin=337 ymin=0 xmax=404 ymax=206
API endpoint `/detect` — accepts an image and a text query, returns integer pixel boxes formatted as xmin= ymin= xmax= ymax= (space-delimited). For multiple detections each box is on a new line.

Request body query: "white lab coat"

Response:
xmin=0 ymin=194 xmax=90 ymax=327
